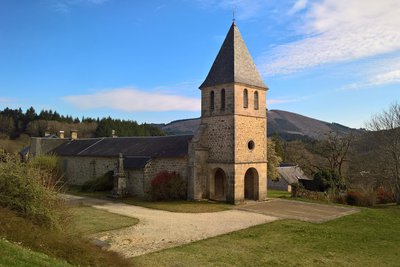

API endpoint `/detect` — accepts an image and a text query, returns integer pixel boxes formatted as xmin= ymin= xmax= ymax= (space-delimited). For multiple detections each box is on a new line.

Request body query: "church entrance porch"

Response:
xmin=210 ymin=168 xmax=227 ymax=201
xmin=244 ymin=168 xmax=259 ymax=200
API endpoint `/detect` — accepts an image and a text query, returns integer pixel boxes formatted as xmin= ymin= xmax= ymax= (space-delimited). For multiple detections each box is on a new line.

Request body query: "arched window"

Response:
xmin=221 ymin=89 xmax=226 ymax=110
xmin=254 ymin=91 xmax=259 ymax=110
xmin=210 ymin=91 xmax=215 ymax=110
xmin=243 ymin=89 xmax=248 ymax=108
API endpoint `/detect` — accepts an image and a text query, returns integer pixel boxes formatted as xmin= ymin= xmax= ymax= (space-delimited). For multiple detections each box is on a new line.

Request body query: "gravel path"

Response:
xmin=63 ymin=195 xmax=278 ymax=258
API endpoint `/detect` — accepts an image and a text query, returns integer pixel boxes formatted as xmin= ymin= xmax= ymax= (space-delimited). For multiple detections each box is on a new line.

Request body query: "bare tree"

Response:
xmin=318 ymin=131 xmax=353 ymax=181
xmin=367 ymin=102 xmax=400 ymax=204
xmin=284 ymin=140 xmax=321 ymax=176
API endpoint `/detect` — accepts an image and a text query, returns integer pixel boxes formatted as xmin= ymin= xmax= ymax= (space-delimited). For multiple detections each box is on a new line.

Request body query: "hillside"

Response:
xmin=161 ymin=109 xmax=357 ymax=140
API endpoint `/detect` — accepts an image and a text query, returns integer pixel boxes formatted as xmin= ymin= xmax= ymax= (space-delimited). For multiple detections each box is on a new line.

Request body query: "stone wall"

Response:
xmin=126 ymin=170 xmax=145 ymax=197
xmin=201 ymin=84 xmax=235 ymax=163
xmin=187 ymin=124 xmax=210 ymax=200
xmin=233 ymin=84 xmax=266 ymax=117
xmin=143 ymin=157 xmax=189 ymax=195
xmin=198 ymin=82 xmax=268 ymax=203
xmin=201 ymin=116 xmax=234 ymax=163
xmin=201 ymin=84 xmax=234 ymax=117
xmin=234 ymin=162 xmax=267 ymax=203
xmin=234 ymin=115 xmax=267 ymax=163
xmin=59 ymin=156 xmax=117 ymax=185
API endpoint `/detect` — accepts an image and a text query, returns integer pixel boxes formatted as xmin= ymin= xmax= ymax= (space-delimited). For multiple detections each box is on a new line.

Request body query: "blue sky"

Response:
xmin=0 ymin=0 xmax=399 ymax=128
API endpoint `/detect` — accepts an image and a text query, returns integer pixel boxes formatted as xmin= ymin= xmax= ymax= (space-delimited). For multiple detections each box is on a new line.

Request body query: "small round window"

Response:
xmin=247 ymin=140 xmax=255 ymax=150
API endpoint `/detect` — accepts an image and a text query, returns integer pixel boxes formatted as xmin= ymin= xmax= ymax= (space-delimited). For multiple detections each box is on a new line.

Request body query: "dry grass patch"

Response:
xmin=0 ymin=207 xmax=132 ymax=267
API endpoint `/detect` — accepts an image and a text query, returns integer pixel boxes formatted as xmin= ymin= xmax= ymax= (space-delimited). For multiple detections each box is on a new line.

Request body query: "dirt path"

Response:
xmin=63 ymin=195 xmax=278 ymax=258
xmin=237 ymin=198 xmax=360 ymax=223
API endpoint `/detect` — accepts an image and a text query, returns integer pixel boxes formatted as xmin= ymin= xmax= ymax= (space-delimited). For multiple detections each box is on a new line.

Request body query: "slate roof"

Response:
xmin=200 ymin=22 xmax=267 ymax=89
xmin=124 ymin=157 xmax=151 ymax=170
xmin=277 ymin=166 xmax=311 ymax=185
xmin=52 ymin=135 xmax=193 ymax=158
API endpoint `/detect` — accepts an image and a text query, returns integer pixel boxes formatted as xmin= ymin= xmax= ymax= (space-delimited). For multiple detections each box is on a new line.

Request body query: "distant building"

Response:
xmin=30 ymin=22 xmax=268 ymax=204
xmin=268 ymin=165 xmax=311 ymax=192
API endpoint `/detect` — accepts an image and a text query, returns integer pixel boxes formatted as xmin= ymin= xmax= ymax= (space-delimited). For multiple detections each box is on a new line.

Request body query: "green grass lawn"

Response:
xmin=121 ymin=198 xmax=231 ymax=213
xmin=0 ymin=238 xmax=72 ymax=267
xmin=131 ymin=205 xmax=400 ymax=267
xmin=67 ymin=188 xmax=231 ymax=213
xmin=70 ymin=206 xmax=138 ymax=235
xmin=267 ymin=189 xmax=292 ymax=198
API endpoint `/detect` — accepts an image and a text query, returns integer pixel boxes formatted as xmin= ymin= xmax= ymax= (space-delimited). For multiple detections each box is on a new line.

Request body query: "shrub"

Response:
xmin=0 ymin=152 xmax=67 ymax=229
xmin=346 ymin=190 xmax=374 ymax=206
xmin=313 ymin=170 xmax=345 ymax=192
xmin=376 ymin=186 xmax=395 ymax=204
xmin=81 ymin=170 xmax=114 ymax=192
xmin=149 ymin=171 xmax=187 ymax=200
xmin=291 ymin=182 xmax=301 ymax=198
xmin=28 ymin=154 xmax=64 ymax=190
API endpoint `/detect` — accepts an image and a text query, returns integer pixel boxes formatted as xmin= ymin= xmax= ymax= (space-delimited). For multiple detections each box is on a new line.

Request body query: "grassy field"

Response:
xmin=131 ymin=205 xmax=400 ymax=267
xmin=121 ymin=198 xmax=231 ymax=213
xmin=267 ymin=189 xmax=292 ymax=199
xmin=70 ymin=206 xmax=138 ymax=234
xmin=68 ymin=189 xmax=231 ymax=213
xmin=0 ymin=135 xmax=30 ymax=154
xmin=0 ymin=238 xmax=72 ymax=267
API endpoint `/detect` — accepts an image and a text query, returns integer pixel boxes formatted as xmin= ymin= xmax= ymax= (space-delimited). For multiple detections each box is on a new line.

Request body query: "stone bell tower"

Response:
xmin=190 ymin=22 xmax=268 ymax=204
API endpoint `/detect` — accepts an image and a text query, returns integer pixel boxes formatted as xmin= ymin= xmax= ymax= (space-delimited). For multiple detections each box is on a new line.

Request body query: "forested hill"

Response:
xmin=160 ymin=109 xmax=359 ymax=140
xmin=0 ymin=107 xmax=164 ymax=139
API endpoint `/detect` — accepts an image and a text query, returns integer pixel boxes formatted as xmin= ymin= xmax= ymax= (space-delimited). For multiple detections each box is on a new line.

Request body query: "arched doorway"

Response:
xmin=244 ymin=168 xmax=259 ymax=200
xmin=214 ymin=168 xmax=226 ymax=200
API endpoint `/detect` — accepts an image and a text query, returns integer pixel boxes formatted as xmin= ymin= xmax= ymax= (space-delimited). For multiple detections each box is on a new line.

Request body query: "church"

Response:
xmin=30 ymin=22 xmax=268 ymax=204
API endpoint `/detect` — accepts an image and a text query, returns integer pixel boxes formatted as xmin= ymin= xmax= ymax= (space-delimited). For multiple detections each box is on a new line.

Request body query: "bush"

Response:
xmin=376 ymin=186 xmax=395 ymax=204
xmin=313 ymin=170 xmax=345 ymax=192
xmin=81 ymin=171 xmax=114 ymax=192
xmin=291 ymin=182 xmax=301 ymax=198
xmin=28 ymin=154 xmax=64 ymax=190
xmin=346 ymin=190 xmax=374 ymax=206
xmin=149 ymin=171 xmax=187 ymax=200
xmin=0 ymin=153 xmax=67 ymax=229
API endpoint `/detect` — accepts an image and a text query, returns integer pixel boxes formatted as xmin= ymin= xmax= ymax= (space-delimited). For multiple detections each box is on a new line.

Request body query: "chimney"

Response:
xmin=112 ymin=129 xmax=117 ymax=138
xmin=59 ymin=130 xmax=65 ymax=139
xmin=71 ymin=130 xmax=78 ymax=140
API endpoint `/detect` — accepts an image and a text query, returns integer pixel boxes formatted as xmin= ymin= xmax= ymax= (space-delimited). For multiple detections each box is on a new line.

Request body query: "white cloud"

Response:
xmin=343 ymin=69 xmax=400 ymax=90
xmin=63 ymin=87 xmax=201 ymax=112
xmin=288 ymin=0 xmax=308 ymax=15
xmin=260 ymin=0 xmax=400 ymax=75
xmin=267 ymin=96 xmax=308 ymax=106
xmin=51 ymin=0 xmax=109 ymax=13
xmin=267 ymin=99 xmax=291 ymax=105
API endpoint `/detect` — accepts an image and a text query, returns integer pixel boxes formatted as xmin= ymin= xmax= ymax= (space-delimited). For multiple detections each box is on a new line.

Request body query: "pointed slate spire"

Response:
xmin=200 ymin=22 xmax=267 ymax=89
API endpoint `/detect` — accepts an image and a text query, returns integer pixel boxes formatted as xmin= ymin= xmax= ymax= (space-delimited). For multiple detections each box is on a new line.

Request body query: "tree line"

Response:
xmin=268 ymin=102 xmax=400 ymax=204
xmin=0 ymin=106 xmax=164 ymax=139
